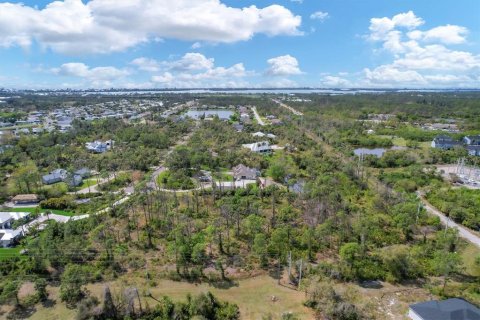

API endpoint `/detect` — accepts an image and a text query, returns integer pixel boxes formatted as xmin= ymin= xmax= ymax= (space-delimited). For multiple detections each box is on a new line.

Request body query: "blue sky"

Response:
xmin=0 ymin=0 xmax=479 ymax=88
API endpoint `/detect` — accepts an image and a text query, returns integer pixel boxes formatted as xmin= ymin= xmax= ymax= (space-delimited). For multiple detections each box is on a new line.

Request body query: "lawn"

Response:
xmin=213 ymin=171 xmax=234 ymax=182
xmin=76 ymin=178 xmax=98 ymax=190
xmin=7 ymin=207 xmax=75 ymax=217
xmin=0 ymin=247 xmax=23 ymax=261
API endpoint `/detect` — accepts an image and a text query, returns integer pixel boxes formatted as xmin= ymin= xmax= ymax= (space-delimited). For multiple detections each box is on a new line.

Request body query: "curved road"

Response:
xmin=417 ymin=192 xmax=480 ymax=248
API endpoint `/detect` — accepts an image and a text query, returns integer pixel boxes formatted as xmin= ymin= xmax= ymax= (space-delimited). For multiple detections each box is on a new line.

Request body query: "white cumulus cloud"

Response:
xmin=148 ymin=53 xmax=249 ymax=87
xmin=131 ymin=57 xmax=161 ymax=72
xmin=52 ymin=63 xmax=129 ymax=81
xmin=0 ymin=0 xmax=302 ymax=55
xmin=369 ymin=11 xmax=424 ymax=42
xmin=407 ymin=25 xmax=468 ymax=45
xmin=362 ymin=11 xmax=480 ymax=88
xmin=266 ymin=55 xmax=303 ymax=76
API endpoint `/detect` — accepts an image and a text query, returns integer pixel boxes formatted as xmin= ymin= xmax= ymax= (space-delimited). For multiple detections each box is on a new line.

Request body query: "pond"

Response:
xmin=354 ymin=146 xmax=406 ymax=157
xmin=184 ymin=109 xmax=234 ymax=120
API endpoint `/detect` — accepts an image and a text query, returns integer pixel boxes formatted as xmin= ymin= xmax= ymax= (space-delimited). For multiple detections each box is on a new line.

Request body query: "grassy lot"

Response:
xmin=392 ymin=137 xmax=407 ymax=147
xmin=26 ymin=275 xmax=314 ymax=320
xmin=7 ymin=207 xmax=75 ymax=217
xmin=420 ymin=141 xmax=432 ymax=151
xmin=462 ymin=243 xmax=480 ymax=277
xmin=0 ymin=247 xmax=23 ymax=261
xmin=376 ymin=135 xmax=407 ymax=147
xmin=19 ymin=274 xmax=437 ymax=320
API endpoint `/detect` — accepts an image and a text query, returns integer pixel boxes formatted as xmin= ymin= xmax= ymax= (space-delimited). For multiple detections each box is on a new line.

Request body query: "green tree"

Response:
xmin=0 ymin=280 xmax=20 ymax=306
xmin=340 ymin=242 xmax=362 ymax=273
xmin=60 ymin=264 xmax=88 ymax=305
xmin=34 ymin=278 xmax=48 ymax=302
xmin=381 ymin=245 xmax=418 ymax=282
xmin=243 ymin=214 xmax=264 ymax=246
xmin=432 ymin=251 xmax=462 ymax=293
xmin=253 ymin=233 xmax=268 ymax=267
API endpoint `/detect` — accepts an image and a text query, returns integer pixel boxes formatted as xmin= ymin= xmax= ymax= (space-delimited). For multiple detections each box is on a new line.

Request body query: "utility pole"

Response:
xmin=298 ymin=259 xmax=303 ymax=290
xmin=145 ymin=255 xmax=150 ymax=297
xmin=416 ymin=203 xmax=421 ymax=224
xmin=444 ymin=217 xmax=449 ymax=236
xmin=277 ymin=253 xmax=281 ymax=285
xmin=288 ymin=251 xmax=292 ymax=280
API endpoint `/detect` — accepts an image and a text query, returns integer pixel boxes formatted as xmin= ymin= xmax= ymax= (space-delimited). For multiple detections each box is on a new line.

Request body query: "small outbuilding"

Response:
xmin=12 ymin=194 xmax=39 ymax=205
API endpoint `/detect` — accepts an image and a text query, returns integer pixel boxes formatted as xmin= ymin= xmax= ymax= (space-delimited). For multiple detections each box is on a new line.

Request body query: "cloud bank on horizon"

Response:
xmin=0 ymin=0 xmax=478 ymax=89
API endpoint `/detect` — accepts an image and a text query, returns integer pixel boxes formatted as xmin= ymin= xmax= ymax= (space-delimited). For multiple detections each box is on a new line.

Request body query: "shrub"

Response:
xmin=40 ymin=195 xmax=76 ymax=210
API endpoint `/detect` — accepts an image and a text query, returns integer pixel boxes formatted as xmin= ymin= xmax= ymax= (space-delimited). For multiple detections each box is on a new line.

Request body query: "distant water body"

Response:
xmin=17 ymin=88 xmax=480 ymax=96
xmin=354 ymin=146 xmax=407 ymax=157
xmin=184 ymin=109 xmax=234 ymax=120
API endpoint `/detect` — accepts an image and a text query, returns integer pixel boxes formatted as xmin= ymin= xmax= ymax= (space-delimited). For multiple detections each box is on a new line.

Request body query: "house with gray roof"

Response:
xmin=467 ymin=145 xmax=480 ymax=156
xmin=233 ymin=164 xmax=259 ymax=181
xmin=42 ymin=169 xmax=68 ymax=185
xmin=86 ymin=140 xmax=114 ymax=153
xmin=463 ymin=135 xmax=480 ymax=146
xmin=242 ymin=141 xmax=272 ymax=154
xmin=42 ymin=168 xmax=86 ymax=187
xmin=65 ymin=174 xmax=83 ymax=187
xmin=431 ymin=135 xmax=462 ymax=150
xmin=74 ymin=168 xmax=91 ymax=178
xmin=408 ymin=298 xmax=480 ymax=320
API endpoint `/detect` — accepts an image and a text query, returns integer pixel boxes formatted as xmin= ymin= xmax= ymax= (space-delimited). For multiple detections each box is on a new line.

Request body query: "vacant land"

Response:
xmin=18 ymin=275 xmax=314 ymax=320
xmin=12 ymin=274 xmax=438 ymax=320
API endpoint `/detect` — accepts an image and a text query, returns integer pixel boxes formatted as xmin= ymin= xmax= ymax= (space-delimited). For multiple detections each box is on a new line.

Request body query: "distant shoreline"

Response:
xmin=1 ymin=88 xmax=479 ymax=96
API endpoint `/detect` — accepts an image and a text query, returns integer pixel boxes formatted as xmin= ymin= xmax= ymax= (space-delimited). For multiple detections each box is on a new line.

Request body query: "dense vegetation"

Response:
xmin=0 ymin=92 xmax=479 ymax=319
xmin=427 ymin=188 xmax=480 ymax=230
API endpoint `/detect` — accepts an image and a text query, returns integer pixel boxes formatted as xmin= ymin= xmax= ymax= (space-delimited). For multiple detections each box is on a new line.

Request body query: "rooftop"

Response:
xmin=0 ymin=211 xmax=30 ymax=224
xmin=409 ymin=298 xmax=480 ymax=320
xmin=12 ymin=194 xmax=38 ymax=202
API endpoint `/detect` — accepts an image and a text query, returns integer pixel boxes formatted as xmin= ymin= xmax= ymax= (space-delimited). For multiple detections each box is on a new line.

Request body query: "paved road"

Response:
xmin=418 ymin=192 xmax=480 ymax=248
xmin=147 ymin=166 xmax=167 ymax=189
xmin=271 ymin=99 xmax=304 ymax=116
xmin=251 ymin=106 xmax=265 ymax=126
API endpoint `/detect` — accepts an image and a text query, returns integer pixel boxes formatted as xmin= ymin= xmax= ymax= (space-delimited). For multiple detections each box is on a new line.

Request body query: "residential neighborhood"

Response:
xmin=432 ymin=134 xmax=480 ymax=155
